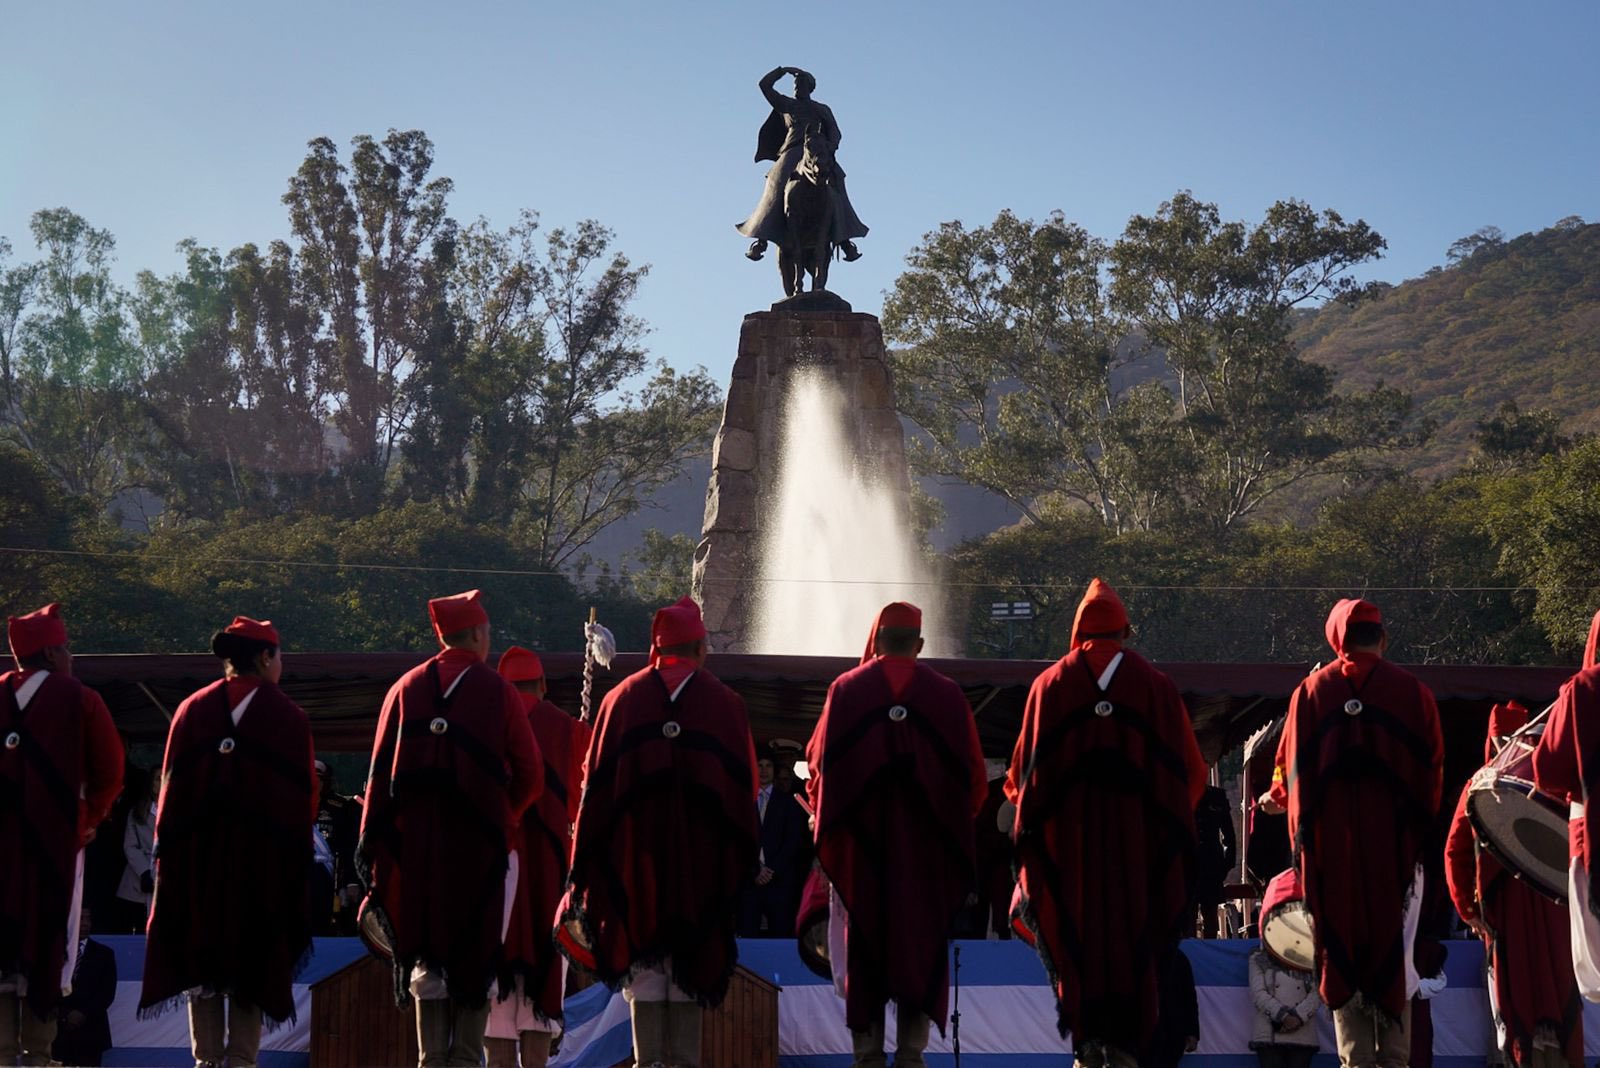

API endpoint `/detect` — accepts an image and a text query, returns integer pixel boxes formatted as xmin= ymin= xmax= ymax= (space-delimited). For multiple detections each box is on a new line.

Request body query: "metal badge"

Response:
xmin=3 ymin=731 xmax=19 ymax=750
xmin=429 ymin=717 xmax=449 ymax=735
xmin=888 ymin=705 xmax=908 ymax=722
xmin=1344 ymin=699 xmax=1363 ymax=716
xmin=662 ymin=720 xmax=682 ymax=739
xmin=218 ymin=737 xmax=236 ymax=754
xmin=1094 ymin=701 xmax=1114 ymax=718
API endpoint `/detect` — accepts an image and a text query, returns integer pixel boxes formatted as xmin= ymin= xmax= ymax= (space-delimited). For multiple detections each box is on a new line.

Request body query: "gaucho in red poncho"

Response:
xmin=1448 ymin=701 xmax=1582 ymax=1067
xmin=358 ymin=590 xmax=543 ymax=1067
xmin=558 ymin=597 xmax=758 ymax=1068
xmin=1006 ymin=579 xmax=1205 ymax=1068
xmin=804 ymin=602 xmax=987 ymax=1067
xmin=140 ymin=616 xmax=316 ymax=1064
xmin=1273 ymin=599 xmax=1442 ymax=1059
xmin=487 ymin=645 xmax=591 ymax=1068
xmin=1534 ymin=608 xmax=1600 ymax=1003
xmin=2 ymin=603 xmax=123 ymax=1065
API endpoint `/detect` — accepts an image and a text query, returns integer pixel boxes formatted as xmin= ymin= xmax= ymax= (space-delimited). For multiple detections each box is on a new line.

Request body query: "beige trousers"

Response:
xmin=189 ymin=994 xmax=263 ymax=1068
xmin=1333 ymin=1000 xmax=1411 ymax=1068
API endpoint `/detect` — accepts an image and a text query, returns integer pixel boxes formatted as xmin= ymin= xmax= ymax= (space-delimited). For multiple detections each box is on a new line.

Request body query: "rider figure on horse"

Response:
xmin=737 ymin=66 xmax=868 ymax=263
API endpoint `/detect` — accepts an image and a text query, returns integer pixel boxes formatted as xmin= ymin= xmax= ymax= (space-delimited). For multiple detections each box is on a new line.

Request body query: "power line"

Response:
xmin=0 ymin=544 xmax=1570 ymax=593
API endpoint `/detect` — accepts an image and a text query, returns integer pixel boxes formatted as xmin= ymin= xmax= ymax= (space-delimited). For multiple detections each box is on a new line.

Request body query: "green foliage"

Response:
xmin=625 ymin=529 xmax=698 ymax=606
xmin=1295 ymin=218 xmax=1600 ymax=479
xmin=886 ymin=194 xmax=1427 ymax=535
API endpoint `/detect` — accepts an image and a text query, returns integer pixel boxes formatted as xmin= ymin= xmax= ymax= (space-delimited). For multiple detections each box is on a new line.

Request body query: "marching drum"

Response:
xmin=795 ymin=866 xmax=833 ymax=980
xmin=1260 ymin=868 xmax=1315 ymax=972
xmin=1466 ymin=708 xmax=1569 ymax=904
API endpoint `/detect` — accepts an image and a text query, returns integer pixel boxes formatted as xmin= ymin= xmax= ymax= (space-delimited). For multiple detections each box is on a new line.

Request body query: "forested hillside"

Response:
xmin=1297 ymin=218 xmax=1600 ymax=477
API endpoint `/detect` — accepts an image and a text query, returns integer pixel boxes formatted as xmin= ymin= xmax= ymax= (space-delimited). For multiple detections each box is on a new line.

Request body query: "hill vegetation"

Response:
xmin=1296 ymin=217 xmax=1600 ymax=477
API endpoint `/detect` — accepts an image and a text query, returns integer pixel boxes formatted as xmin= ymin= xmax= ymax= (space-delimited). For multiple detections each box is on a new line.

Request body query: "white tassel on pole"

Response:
xmin=581 ymin=608 xmax=616 ymax=723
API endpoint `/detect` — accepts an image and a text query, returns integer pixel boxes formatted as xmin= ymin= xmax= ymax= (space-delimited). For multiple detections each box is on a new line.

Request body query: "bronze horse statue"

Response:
xmin=777 ymin=123 xmax=837 ymax=298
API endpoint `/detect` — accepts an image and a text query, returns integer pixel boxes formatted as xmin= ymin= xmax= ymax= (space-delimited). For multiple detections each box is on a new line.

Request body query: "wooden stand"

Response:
xmin=310 ymin=955 xmax=780 ymax=1068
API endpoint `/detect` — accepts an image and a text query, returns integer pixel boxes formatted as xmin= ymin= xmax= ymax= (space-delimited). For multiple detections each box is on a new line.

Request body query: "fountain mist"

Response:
xmin=750 ymin=371 xmax=942 ymax=656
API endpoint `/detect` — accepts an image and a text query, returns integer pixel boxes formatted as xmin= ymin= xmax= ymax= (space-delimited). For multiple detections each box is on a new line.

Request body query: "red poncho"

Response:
xmin=359 ymin=652 xmax=543 ymax=1007
xmin=1446 ymin=704 xmax=1581 ymax=1067
xmin=139 ymin=677 xmax=315 ymax=1025
xmin=501 ymin=694 xmax=590 ymax=1022
xmin=0 ymin=670 xmax=123 ymax=1012
xmin=1534 ymin=610 xmax=1600 ymax=962
xmin=1006 ymin=645 xmax=1205 ymax=1050
xmin=805 ymin=656 xmax=987 ymax=1032
xmin=559 ymin=663 xmax=758 ymax=1006
xmin=1280 ymin=600 xmax=1443 ymax=1020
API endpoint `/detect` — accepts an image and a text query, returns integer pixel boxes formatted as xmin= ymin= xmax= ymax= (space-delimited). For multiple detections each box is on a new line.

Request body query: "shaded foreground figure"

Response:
xmin=1534 ymin=608 xmax=1600 ymax=1005
xmin=1266 ymin=599 xmax=1443 ymax=1068
xmin=805 ymin=603 xmax=987 ymax=1067
xmin=1450 ymin=701 xmax=1582 ymax=1067
xmin=559 ymin=597 xmax=758 ymax=1068
xmin=1 ymin=604 xmax=124 ymax=1067
xmin=358 ymin=590 xmax=543 ymax=1068
xmin=140 ymin=617 xmax=316 ymax=1068
xmin=737 ymin=745 xmax=809 ymax=939
xmin=1007 ymin=579 xmax=1205 ymax=1068
xmin=486 ymin=647 xmax=590 ymax=1068
xmin=52 ymin=906 xmax=115 ymax=1067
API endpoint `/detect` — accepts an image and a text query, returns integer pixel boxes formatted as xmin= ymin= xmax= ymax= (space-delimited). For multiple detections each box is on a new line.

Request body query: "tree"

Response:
xmin=1 ymin=209 xmax=143 ymax=505
xmin=1472 ymin=399 xmax=1572 ymax=469
xmin=1109 ymin=193 xmax=1425 ymax=531
xmin=883 ymin=210 xmax=1176 ymax=533
xmin=1446 ymin=225 xmax=1506 ymax=265
xmin=283 ymin=130 xmax=457 ymax=509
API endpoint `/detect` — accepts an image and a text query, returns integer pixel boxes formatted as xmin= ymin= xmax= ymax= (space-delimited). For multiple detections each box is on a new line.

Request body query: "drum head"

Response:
xmin=1468 ymin=778 xmax=1569 ymax=904
xmin=1262 ymin=901 xmax=1315 ymax=973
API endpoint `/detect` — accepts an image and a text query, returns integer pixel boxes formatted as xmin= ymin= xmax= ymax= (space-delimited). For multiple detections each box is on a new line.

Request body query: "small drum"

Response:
xmin=356 ymin=899 xmax=394 ymax=961
xmin=1466 ymin=710 xmax=1569 ymax=903
xmin=1261 ymin=868 xmax=1314 ymax=972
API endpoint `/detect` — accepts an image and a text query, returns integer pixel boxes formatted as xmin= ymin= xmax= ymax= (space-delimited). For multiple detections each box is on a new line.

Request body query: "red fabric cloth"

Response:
xmin=1070 ymin=579 xmax=1129 ymax=649
xmin=804 ymin=659 xmax=986 ymax=1032
xmin=1445 ymin=778 xmax=1582 ymax=1065
xmin=139 ymin=678 xmax=313 ymax=1025
xmin=501 ymin=694 xmax=591 ymax=1022
xmin=498 ymin=646 xmax=545 ymax=683
xmin=1005 ymin=648 xmax=1204 ymax=1051
xmin=223 ymin=616 xmax=279 ymax=645
xmin=858 ymin=602 xmax=922 ymax=664
xmin=559 ymin=663 xmax=758 ymax=1006
xmin=1281 ymin=652 xmax=1443 ymax=1019
xmin=1534 ymin=610 xmax=1600 ymax=955
xmin=7 ymin=603 xmax=68 ymax=659
xmin=1487 ymin=700 xmax=1530 ymax=760
xmin=428 ymin=589 xmax=488 ymax=642
xmin=0 ymin=670 xmax=123 ymax=1011
xmin=358 ymin=653 xmax=542 ymax=1007
xmin=1324 ymin=598 xmax=1384 ymax=678
xmin=650 ymin=597 xmax=707 ymax=666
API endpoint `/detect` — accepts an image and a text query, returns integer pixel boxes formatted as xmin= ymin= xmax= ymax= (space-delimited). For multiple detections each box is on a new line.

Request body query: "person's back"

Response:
xmin=2 ymin=603 xmax=124 ymax=1067
xmin=1272 ymin=599 xmax=1442 ymax=1068
xmin=805 ymin=602 xmax=986 ymax=1068
xmin=358 ymin=590 xmax=542 ymax=1068
xmin=1007 ymin=579 xmax=1205 ymax=1068
xmin=560 ymin=596 xmax=758 ymax=1068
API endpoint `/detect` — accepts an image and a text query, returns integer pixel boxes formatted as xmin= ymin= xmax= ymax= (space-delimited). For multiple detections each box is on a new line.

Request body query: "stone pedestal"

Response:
xmin=692 ymin=309 xmax=910 ymax=652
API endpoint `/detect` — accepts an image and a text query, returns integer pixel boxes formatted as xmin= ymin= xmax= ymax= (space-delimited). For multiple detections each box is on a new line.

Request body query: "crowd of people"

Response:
xmin=3 ymin=582 xmax=1599 ymax=1068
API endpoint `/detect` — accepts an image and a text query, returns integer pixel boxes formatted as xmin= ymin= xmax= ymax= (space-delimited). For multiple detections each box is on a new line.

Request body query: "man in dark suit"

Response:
xmin=737 ymin=746 xmax=809 ymax=937
xmin=53 ymin=906 xmax=115 ymax=1068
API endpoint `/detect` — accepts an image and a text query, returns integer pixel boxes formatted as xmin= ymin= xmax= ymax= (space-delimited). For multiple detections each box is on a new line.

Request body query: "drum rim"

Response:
xmin=1465 ymin=793 xmax=1569 ymax=904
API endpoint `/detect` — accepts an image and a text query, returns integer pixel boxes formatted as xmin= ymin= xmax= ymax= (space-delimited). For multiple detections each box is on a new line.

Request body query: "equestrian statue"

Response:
xmin=736 ymin=66 xmax=869 ymax=299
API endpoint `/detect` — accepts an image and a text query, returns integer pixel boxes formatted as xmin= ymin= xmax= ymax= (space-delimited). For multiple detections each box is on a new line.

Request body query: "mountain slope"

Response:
xmin=1299 ymin=218 xmax=1600 ymax=477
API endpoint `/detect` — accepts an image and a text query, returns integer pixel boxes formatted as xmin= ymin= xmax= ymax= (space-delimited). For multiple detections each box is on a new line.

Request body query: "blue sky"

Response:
xmin=3 ymin=1 xmax=1596 ymax=386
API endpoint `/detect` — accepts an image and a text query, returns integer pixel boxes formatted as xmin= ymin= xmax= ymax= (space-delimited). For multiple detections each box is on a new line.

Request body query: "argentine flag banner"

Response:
xmin=90 ymin=937 xmax=1600 ymax=1066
